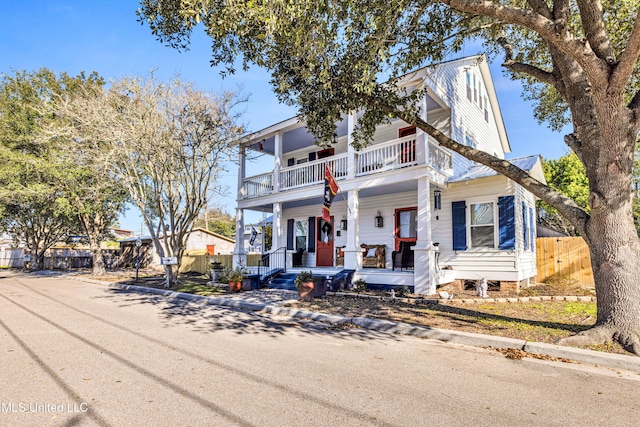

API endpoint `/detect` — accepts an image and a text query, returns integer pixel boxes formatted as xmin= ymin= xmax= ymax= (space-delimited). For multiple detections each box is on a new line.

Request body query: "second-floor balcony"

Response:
xmin=241 ymin=135 xmax=452 ymax=200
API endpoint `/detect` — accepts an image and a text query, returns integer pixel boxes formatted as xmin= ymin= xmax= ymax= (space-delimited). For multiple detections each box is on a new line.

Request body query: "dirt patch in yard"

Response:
xmin=286 ymin=294 xmax=626 ymax=354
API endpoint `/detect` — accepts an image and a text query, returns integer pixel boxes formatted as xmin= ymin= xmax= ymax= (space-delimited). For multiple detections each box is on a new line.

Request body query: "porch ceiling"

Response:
xmin=247 ymin=95 xmax=444 ymax=155
xmin=280 ymin=181 xmax=421 ymax=210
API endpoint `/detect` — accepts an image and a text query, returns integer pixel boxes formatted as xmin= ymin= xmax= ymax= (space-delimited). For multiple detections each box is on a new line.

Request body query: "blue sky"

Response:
xmin=1 ymin=1 xmax=571 ymax=232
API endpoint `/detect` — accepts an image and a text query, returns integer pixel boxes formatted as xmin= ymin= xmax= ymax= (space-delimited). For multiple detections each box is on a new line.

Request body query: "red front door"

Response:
xmin=394 ymin=207 xmax=417 ymax=250
xmin=316 ymin=217 xmax=334 ymax=267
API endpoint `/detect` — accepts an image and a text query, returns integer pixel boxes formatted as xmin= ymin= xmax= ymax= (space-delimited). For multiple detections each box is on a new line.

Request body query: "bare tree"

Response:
xmin=58 ymin=75 xmax=245 ymax=285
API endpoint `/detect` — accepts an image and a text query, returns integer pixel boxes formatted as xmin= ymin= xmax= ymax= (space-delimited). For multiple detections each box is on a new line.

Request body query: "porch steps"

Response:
xmin=268 ymin=273 xmax=298 ymax=291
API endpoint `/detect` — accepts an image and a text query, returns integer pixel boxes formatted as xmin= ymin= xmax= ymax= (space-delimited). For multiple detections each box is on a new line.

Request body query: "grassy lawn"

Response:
xmin=290 ymin=296 xmax=626 ymax=354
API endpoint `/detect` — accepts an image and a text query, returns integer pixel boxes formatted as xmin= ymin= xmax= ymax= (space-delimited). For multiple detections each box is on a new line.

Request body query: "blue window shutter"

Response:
xmin=286 ymin=219 xmax=294 ymax=250
xmin=452 ymin=201 xmax=467 ymax=250
xmin=307 ymin=217 xmax=316 ymax=253
xmin=529 ymin=207 xmax=535 ymax=251
xmin=522 ymin=202 xmax=528 ymax=249
xmin=498 ymin=196 xmax=515 ymax=250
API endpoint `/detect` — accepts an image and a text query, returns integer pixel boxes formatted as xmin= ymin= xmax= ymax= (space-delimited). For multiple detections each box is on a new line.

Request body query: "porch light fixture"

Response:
xmin=434 ymin=190 xmax=442 ymax=211
xmin=332 ymin=133 xmax=338 ymax=144
xmin=374 ymin=210 xmax=384 ymax=228
xmin=340 ymin=216 xmax=347 ymax=231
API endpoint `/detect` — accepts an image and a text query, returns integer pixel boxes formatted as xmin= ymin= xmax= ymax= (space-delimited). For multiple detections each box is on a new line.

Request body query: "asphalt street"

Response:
xmin=1 ymin=271 xmax=639 ymax=426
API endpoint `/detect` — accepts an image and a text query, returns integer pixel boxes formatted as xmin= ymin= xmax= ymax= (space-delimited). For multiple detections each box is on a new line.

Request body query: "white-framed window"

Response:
xmin=465 ymin=134 xmax=478 ymax=149
xmin=466 ymin=71 xmax=472 ymax=101
xmin=484 ymin=96 xmax=489 ymax=122
xmin=473 ymin=74 xmax=478 ymax=103
xmin=295 ymin=219 xmax=308 ymax=250
xmin=469 ymin=201 xmax=495 ymax=248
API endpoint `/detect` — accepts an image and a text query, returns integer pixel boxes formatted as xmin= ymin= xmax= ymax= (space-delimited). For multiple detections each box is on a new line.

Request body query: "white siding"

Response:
xmin=515 ymin=183 xmax=538 ymax=279
xmin=435 ymin=176 xmax=522 ymax=281
xmin=282 ymin=191 xmax=417 ymax=268
xmin=426 ymin=58 xmax=507 ymax=179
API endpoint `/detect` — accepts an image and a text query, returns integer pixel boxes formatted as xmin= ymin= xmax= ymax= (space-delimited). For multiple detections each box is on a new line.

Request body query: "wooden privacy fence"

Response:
xmin=536 ymin=237 xmax=594 ymax=286
xmin=179 ymin=253 xmax=264 ymax=274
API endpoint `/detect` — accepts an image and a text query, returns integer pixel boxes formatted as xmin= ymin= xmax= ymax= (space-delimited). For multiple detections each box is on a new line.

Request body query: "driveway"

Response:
xmin=1 ymin=271 xmax=639 ymax=426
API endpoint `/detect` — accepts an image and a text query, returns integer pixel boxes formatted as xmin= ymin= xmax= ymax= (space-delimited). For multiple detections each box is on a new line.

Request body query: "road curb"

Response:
xmin=75 ymin=276 xmax=639 ymax=373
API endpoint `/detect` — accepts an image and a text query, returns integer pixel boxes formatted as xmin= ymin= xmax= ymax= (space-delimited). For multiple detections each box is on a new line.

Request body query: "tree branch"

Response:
xmin=497 ymin=30 xmax=557 ymax=86
xmin=575 ymin=0 xmax=615 ymax=63
xmin=526 ymin=0 xmax=552 ymax=19
xmin=564 ymin=133 xmax=584 ymax=162
xmin=440 ymin=0 xmax=606 ymax=82
xmin=610 ymin=10 xmax=640 ymax=95
xmin=629 ymin=90 xmax=640 ymax=116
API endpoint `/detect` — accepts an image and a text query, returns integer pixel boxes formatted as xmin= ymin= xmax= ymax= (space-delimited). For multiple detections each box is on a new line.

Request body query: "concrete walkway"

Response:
xmin=74 ymin=275 xmax=640 ymax=374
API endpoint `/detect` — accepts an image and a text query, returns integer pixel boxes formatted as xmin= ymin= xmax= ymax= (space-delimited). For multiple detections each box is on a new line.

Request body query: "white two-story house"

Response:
xmin=233 ymin=55 xmax=544 ymax=295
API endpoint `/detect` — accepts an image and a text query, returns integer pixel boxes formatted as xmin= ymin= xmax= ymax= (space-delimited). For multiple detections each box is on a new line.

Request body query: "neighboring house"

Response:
xmin=233 ymin=55 xmax=545 ymax=295
xmin=243 ymin=215 xmax=273 ymax=253
xmin=119 ymin=228 xmax=236 ymax=268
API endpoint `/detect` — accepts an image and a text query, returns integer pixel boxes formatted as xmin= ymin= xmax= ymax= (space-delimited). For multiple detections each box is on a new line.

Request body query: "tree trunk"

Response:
xmin=571 ymin=219 xmax=640 ymax=354
xmin=90 ymin=243 xmax=106 ymax=276
xmin=163 ymin=264 xmax=178 ymax=288
xmin=557 ymin=98 xmax=640 ymax=354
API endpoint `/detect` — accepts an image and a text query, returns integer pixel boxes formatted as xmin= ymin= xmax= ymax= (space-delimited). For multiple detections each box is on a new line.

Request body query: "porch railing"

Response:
xmin=242 ymin=172 xmax=274 ymax=199
xmin=428 ymin=140 xmax=453 ymax=172
xmin=240 ymin=136 xmax=453 ymax=199
xmin=258 ymin=246 xmax=287 ymax=286
xmin=280 ymin=154 xmax=348 ymax=190
xmin=355 ymin=136 xmax=417 ymax=176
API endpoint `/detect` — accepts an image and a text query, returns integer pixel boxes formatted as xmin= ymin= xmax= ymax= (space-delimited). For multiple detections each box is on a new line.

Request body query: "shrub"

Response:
xmin=352 ymin=278 xmax=367 ymax=293
xmin=216 ymin=266 xmax=232 ymax=284
xmin=394 ymin=285 xmax=410 ymax=297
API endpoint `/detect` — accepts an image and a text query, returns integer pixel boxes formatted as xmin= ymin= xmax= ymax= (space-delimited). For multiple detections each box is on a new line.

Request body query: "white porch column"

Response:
xmin=233 ymin=208 xmax=246 ymax=267
xmin=237 ymin=146 xmax=246 ymax=200
xmin=273 ymin=131 xmax=282 ymax=192
xmin=415 ymin=94 xmax=428 ymax=165
xmin=343 ymin=189 xmax=361 ymax=270
xmin=271 ymin=202 xmax=282 ymax=252
xmin=413 ymin=177 xmax=437 ymax=295
xmin=347 ymin=111 xmax=357 ymax=179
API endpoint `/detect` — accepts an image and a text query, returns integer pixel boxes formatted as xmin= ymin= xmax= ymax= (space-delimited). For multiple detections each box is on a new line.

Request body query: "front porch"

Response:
xmin=242 ymin=265 xmax=416 ymax=292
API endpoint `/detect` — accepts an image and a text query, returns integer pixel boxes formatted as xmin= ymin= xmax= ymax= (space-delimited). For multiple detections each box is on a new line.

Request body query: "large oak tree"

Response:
xmin=138 ymin=0 xmax=640 ymax=353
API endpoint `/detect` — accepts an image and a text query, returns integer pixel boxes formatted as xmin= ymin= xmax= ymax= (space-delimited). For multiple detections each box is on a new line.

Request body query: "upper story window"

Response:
xmin=465 ymin=69 xmax=489 ymax=122
xmin=484 ymin=96 xmax=489 ymax=122
xmin=465 ymin=134 xmax=477 ymax=149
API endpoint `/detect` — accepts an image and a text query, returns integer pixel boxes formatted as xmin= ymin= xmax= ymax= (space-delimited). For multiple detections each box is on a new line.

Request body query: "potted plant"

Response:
xmin=228 ymin=267 xmax=244 ymax=292
xmin=295 ymin=271 xmax=315 ymax=301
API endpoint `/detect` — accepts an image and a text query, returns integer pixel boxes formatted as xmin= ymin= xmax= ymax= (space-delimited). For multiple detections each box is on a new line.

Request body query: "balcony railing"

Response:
xmin=280 ymin=154 xmax=348 ymax=190
xmin=242 ymin=172 xmax=273 ymax=199
xmin=355 ymin=136 xmax=417 ymax=176
xmin=240 ymin=136 xmax=452 ymax=199
xmin=428 ymin=140 xmax=453 ymax=172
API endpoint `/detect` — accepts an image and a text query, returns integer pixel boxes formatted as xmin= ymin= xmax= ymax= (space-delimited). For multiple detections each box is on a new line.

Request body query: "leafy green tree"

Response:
xmin=139 ymin=0 xmax=640 ymax=353
xmin=0 ymin=68 xmax=128 ymax=274
xmin=193 ymin=207 xmax=236 ymax=239
xmin=0 ymin=69 xmax=87 ymax=269
xmin=538 ymin=153 xmax=590 ymax=236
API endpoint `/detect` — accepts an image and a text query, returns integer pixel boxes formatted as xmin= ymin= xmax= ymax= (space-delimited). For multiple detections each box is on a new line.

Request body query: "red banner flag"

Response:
xmin=322 ymin=165 xmax=338 ymax=221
